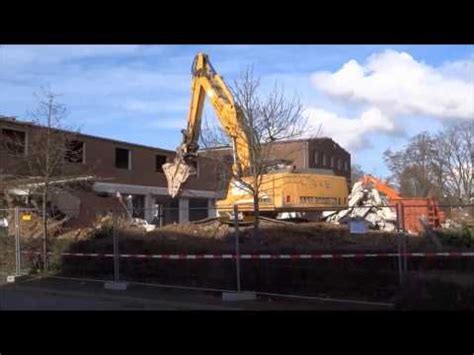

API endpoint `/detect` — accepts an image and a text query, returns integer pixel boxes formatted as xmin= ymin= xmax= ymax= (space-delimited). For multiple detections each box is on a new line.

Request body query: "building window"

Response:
xmin=2 ymin=128 xmax=26 ymax=155
xmin=130 ymin=194 xmax=145 ymax=219
xmin=344 ymin=160 xmax=349 ymax=171
xmin=65 ymin=140 xmax=84 ymax=163
xmin=115 ymin=147 xmax=130 ymax=170
xmin=322 ymin=153 xmax=328 ymax=167
xmin=330 ymin=156 xmax=336 ymax=168
xmin=337 ymin=158 xmax=342 ymax=170
xmin=155 ymin=154 xmax=167 ymax=172
xmin=314 ymin=151 xmax=320 ymax=165
xmin=189 ymin=198 xmax=208 ymax=221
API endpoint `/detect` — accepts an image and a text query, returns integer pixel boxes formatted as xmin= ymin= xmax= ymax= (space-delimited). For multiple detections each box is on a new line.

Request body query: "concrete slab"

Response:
xmin=6 ymin=275 xmax=28 ymax=283
xmin=104 ymin=281 xmax=128 ymax=291
xmin=222 ymin=291 xmax=257 ymax=301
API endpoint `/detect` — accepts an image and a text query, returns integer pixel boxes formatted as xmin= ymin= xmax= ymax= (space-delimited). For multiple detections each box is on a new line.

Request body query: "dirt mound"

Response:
xmin=148 ymin=219 xmax=230 ymax=240
xmin=68 ymin=219 xmax=434 ymax=254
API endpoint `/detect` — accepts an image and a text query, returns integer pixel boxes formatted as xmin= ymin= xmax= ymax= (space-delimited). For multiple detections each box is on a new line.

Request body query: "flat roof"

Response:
xmin=0 ymin=116 xmax=175 ymax=154
xmin=199 ymin=136 xmax=349 ymax=154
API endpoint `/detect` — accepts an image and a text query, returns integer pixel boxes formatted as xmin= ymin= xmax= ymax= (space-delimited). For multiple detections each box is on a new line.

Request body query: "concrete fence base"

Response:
xmin=104 ymin=281 xmax=128 ymax=291
xmin=222 ymin=291 xmax=257 ymax=301
xmin=6 ymin=275 xmax=28 ymax=283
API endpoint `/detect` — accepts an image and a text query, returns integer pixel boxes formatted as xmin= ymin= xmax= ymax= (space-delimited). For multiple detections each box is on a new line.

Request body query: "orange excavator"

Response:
xmin=361 ymin=175 xmax=446 ymax=234
xmin=361 ymin=175 xmax=401 ymax=200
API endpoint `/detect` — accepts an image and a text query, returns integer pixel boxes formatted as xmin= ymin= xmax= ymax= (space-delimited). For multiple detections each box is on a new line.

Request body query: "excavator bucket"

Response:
xmin=162 ymin=158 xmax=193 ymax=198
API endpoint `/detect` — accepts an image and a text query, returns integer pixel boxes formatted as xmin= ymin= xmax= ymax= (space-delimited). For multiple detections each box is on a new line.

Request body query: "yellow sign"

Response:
xmin=21 ymin=214 xmax=32 ymax=221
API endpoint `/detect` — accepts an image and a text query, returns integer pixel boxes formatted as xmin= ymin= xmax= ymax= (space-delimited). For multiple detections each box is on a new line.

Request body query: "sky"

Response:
xmin=1 ymin=44 xmax=472 ymax=178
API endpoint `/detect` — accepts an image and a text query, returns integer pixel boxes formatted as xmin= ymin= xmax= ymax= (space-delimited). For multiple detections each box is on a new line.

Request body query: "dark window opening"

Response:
xmin=337 ymin=158 xmax=342 ymax=170
xmin=2 ymin=128 xmax=26 ymax=155
xmin=314 ymin=151 xmax=320 ymax=165
xmin=131 ymin=194 xmax=145 ymax=219
xmin=189 ymin=198 xmax=208 ymax=221
xmin=322 ymin=153 xmax=328 ymax=167
xmin=65 ymin=140 xmax=84 ymax=163
xmin=330 ymin=156 xmax=336 ymax=168
xmin=154 ymin=197 xmax=179 ymax=225
xmin=155 ymin=154 xmax=167 ymax=172
xmin=115 ymin=147 xmax=130 ymax=169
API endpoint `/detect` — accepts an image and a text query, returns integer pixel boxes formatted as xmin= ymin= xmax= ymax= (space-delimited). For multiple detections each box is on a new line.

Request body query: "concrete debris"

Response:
xmin=0 ymin=218 xmax=8 ymax=228
xmin=324 ymin=181 xmax=397 ymax=232
xmin=130 ymin=218 xmax=156 ymax=233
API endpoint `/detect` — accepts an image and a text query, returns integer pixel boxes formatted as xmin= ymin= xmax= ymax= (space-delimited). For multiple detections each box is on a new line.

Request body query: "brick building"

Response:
xmin=201 ymin=137 xmax=351 ymax=197
xmin=1 ymin=117 xmax=351 ymax=224
xmin=0 ymin=116 xmax=220 ymax=224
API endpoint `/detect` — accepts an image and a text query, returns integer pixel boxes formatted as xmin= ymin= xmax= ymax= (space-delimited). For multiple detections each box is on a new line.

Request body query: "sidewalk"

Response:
xmin=0 ymin=275 xmax=394 ymax=310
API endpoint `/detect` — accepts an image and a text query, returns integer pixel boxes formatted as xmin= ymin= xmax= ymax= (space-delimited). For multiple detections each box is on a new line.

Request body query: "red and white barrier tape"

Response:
xmin=20 ymin=251 xmax=474 ymax=259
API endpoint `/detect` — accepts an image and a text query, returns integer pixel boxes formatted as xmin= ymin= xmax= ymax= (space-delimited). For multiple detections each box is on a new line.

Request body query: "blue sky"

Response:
xmin=1 ymin=45 xmax=472 ymax=177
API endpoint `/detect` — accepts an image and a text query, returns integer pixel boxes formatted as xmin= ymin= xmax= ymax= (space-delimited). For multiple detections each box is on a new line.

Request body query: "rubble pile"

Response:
xmin=323 ymin=181 xmax=398 ymax=232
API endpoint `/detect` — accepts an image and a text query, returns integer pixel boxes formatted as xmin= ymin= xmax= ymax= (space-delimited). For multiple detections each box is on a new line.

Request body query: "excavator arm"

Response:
xmin=361 ymin=174 xmax=401 ymax=201
xmin=163 ymin=53 xmax=251 ymax=198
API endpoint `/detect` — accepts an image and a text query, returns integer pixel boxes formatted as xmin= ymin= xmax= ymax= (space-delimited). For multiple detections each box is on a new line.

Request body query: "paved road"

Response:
xmin=0 ymin=276 xmax=394 ymax=310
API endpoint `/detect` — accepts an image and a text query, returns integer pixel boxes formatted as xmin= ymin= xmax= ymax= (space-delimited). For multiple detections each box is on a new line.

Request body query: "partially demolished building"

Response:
xmin=0 ymin=116 xmax=220 ymax=224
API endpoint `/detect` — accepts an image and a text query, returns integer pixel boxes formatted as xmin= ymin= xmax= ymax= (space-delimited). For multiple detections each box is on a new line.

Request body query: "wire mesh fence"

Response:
xmin=0 ymin=208 xmax=16 ymax=278
xmin=1 ymin=202 xmax=472 ymax=305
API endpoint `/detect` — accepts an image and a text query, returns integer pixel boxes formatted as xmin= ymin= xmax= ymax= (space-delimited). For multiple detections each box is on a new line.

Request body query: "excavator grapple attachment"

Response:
xmin=163 ymin=158 xmax=194 ymax=198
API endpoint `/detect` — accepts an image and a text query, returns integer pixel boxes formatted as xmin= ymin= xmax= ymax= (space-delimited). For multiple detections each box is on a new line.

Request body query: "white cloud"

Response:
xmin=304 ymin=106 xmax=399 ymax=151
xmin=2 ymin=45 xmax=144 ymax=72
xmin=1 ymin=45 xmax=190 ymax=125
xmin=311 ymin=49 xmax=473 ymax=120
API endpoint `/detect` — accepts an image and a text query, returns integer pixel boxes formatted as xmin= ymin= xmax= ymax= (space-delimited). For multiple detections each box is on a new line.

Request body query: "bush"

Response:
xmin=395 ymin=279 xmax=474 ymax=310
xmin=436 ymin=227 xmax=473 ymax=248
xmin=90 ymin=223 xmax=114 ymax=240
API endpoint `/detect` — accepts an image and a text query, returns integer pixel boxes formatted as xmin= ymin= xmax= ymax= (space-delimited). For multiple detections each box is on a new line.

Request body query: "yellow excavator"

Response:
xmin=163 ymin=53 xmax=348 ymax=217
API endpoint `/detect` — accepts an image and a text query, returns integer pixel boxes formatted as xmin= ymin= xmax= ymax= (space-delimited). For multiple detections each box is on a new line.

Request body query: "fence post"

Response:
xmin=15 ymin=207 xmax=21 ymax=276
xmin=159 ymin=205 xmax=163 ymax=228
xmin=403 ymin=232 xmax=408 ymax=275
xmin=234 ymin=204 xmax=241 ymax=293
xmin=104 ymin=210 xmax=127 ymax=290
xmin=395 ymin=203 xmax=404 ymax=286
xmin=113 ymin=211 xmax=119 ymax=282
xmin=400 ymin=204 xmax=408 ymax=278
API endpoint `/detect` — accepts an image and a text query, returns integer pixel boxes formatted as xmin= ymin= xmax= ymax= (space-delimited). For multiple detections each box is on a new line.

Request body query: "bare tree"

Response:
xmin=200 ymin=68 xmax=308 ymax=235
xmin=435 ymin=121 xmax=473 ymax=203
xmin=350 ymin=164 xmax=365 ymax=187
xmin=383 ymin=132 xmax=440 ymax=197
xmin=383 ymin=123 xmax=473 ymax=203
xmin=1 ymin=87 xmax=89 ymax=269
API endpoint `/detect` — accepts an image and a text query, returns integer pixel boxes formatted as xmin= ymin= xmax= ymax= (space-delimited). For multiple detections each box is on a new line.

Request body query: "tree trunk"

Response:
xmin=253 ymin=192 xmax=260 ymax=240
xmin=42 ymin=186 xmax=48 ymax=271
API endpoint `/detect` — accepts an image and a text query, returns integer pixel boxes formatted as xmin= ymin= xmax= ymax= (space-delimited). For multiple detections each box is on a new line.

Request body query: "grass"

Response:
xmin=436 ymin=227 xmax=473 ymax=248
xmin=395 ymin=278 xmax=474 ymax=310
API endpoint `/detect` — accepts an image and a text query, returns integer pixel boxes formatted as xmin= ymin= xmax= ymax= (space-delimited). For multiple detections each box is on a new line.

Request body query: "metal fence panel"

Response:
xmin=1 ymin=202 xmax=472 ymax=306
xmin=0 ymin=208 xmax=16 ymax=278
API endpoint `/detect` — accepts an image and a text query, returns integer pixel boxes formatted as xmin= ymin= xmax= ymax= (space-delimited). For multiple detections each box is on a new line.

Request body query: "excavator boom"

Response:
xmin=163 ymin=53 xmax=349 ymax=214
xmin=163 ymin=53 xmax=251 ymax=198
xmin=361 ymin=174 xmax=401 ymax=200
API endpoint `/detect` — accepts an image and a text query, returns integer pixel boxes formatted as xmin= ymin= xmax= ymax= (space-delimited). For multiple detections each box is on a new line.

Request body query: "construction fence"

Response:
xmin=0 ymin=203 xmax=473 ymax=306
